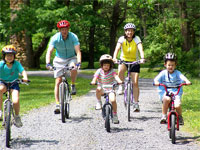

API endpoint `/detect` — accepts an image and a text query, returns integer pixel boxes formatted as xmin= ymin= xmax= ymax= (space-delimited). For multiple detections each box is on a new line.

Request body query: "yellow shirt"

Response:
xmin=118 ymin=36 xmax=141 ymax=61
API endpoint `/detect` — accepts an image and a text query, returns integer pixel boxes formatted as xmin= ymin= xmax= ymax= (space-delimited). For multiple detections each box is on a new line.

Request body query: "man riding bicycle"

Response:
xmin=46 ymin=20 xmax=81 ymax=114
xmin=113 ymin=23 xmax=145 ymax=112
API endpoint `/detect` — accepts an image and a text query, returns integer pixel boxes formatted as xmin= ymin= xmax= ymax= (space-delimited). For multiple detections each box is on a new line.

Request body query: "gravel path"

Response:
xmin=0 ymin=75 xmax=199 ymax=150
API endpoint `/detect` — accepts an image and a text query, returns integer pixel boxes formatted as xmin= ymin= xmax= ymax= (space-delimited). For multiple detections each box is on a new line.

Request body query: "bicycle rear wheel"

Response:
xmin=59 ymin=83 xmax=66 ymax=123
xmin=127 ymin=83 xmax=131 ymax=122
xmin=170 ymin=114 xmax=176 ymax=144
xmin=5 ymin=101 xmax=11 ymax=148
xmin=105 ymin=105 xmax=111 ymax=132
xmin=65 ymin=86 xmax=70 ymax=119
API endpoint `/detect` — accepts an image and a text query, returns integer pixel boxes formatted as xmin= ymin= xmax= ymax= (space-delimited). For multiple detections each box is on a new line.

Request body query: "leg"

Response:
xmin=0 ymin=84 xmax=6 ymax=120
xmin=109 ymin=92 xmax=117 ymax=113
xmin=12 ymin=89 xmax=23 ymax=127
xmin=160 ymin=96 xmax=171 ymax=124
xmin=109 ymin=92 xmax=119 ymax=124
xmin=117 ymin=64 xmax=126 ymax=94
xmin=69 ymin=62 xmax=77 ymax=95
xmin=131 ymin=72 xmax=139 ymax=102
xmin=174 ymin=96 xmax=184 ymax=125
xmin=95 ymin=86 xmax=103 ymax=110
xmin=0 ymin=84 xmax=7 ymax=111
xmin=12 ymin=90 xmax=20 ymax=115
xmin=55 ymin=77 xmax=62 ymax=104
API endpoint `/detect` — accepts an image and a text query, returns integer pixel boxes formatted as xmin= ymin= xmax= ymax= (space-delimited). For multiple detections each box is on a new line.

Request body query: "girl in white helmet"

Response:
xmin=91 ymin=54 xmax=122 ymax=124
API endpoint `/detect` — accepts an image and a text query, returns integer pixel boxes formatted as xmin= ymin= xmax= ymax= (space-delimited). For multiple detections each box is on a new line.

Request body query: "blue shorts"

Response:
xmin=0 ymin=81 xmax=20 ymax=91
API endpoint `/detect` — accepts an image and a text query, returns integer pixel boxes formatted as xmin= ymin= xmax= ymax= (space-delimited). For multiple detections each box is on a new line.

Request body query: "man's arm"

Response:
xmin=46 ymin=45 xmax=54 ymax=64
xmin=74 ymin=45 xmax=81 ymax=63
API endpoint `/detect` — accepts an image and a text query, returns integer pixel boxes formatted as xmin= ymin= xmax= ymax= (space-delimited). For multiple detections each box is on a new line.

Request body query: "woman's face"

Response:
xmin=5 ymin=53 xmax=15 ymax=63
xmin=125 ymin=28 xmax=134 ymax=38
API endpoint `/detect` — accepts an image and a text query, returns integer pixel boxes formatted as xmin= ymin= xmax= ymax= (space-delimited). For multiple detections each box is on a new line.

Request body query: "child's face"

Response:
xmin=102 ymin=63 xmax=110 ymax=72
xmin=165 ymin=60 xmax=176 ymax=73
xmin=5 ymin=53 xmax=15 ymax=63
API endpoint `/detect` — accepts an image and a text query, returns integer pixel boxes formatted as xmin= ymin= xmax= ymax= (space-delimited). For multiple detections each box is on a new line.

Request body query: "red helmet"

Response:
xmin=57 ymin=20 xmax=70 ymax=28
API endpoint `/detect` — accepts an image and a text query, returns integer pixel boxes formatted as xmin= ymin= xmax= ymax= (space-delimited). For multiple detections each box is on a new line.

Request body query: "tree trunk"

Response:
xmin=87 ymin=0 xmax=99 ymax=68
xmin=10 ymin=0 xmax=33 ymax=68
xmin=109 ymin=0 xmax=127 ymax=56
xmin=179 ymin=0 xmax=190 ymax=52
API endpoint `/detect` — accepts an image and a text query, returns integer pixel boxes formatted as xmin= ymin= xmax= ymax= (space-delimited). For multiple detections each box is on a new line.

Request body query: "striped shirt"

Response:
xmin=94 ymin=68 xmax=116 ymax=89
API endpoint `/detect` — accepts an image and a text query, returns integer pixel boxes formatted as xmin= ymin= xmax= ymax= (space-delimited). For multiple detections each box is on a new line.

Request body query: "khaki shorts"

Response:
xmin=53 ymin=56 xmax=77 ymax=78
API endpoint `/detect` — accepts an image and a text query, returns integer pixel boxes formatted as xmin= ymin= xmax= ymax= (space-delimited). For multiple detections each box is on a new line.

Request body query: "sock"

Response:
xmin=113 ymin=112 xmax=117 ymax=115
xmin=71 ymin=82 xmax=75 ymax=85
xmin=56 ymin=101 xmax=59 ymax=105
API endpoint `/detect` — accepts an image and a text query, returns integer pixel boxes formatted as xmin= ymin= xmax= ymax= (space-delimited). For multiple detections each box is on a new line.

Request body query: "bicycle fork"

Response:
xmin=102 ymin=103 xmax=113 ymax=119
xmin=167 ymin=101 xmax=179 ymax=131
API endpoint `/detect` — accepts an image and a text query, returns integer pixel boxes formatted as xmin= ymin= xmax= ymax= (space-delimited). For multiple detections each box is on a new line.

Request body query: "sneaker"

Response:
xmin=14 ymin=115 xmax=23 ymax=128
xmin=133 ymin=103 xmax=140 ymax=112
xmin=117 ymin=85 xmax=123 ymax=95
xmin=179 ymin=115 xmax=184 ymax=125
xmin=0 ymin=110 xmax=2 ymax=121
xmin=112 ymin=114 xmax=119 ymax=124
xmin=54 ymin=104 xmax=60 ymax=114
xmin=160 ymin=115 xmax=167 ymax=124
xmin=95 ymin=101 xmax=102 ymax=110
xmin=71 ymin=85 xmax=76 ymax=95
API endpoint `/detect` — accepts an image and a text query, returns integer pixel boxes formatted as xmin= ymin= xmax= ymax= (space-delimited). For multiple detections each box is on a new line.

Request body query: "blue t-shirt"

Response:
xmin=49 ymin=32 xmax=80 ymax=59
xmin=154 ymin=70 xmax=185 ymax=98
xmin=0 ymin=60 xmax=24 ymax=82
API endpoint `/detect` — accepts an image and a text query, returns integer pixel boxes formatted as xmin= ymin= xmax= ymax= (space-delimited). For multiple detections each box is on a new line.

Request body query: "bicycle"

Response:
xmin=53 ymin=65 xmax=74 ymax=123
xmin=0 ymin=79 xmax=30 ymax=148
xmin=116 ymin=60 xmax=141 ymax=121
xmin=91 ymin=83 xmax=119 ymax=132
xmin=153 ymin=83 xmax=191 ymax=144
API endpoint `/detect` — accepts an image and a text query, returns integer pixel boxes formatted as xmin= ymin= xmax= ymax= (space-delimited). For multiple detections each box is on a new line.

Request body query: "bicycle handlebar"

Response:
xmin=0 ymin=79 xmax=31 ymax=85
xmin=153 ymin=83 xmax=192 ymax=96
xmin=53 ymin=66 xmax=75 ymax=71
xmin=115 ymin=60 xmax=141 ymax=65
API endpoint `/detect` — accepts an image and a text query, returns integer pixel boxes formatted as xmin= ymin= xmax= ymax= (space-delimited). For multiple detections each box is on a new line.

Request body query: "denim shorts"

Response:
xmin=0 ymin=81 xmax=20 ymax=91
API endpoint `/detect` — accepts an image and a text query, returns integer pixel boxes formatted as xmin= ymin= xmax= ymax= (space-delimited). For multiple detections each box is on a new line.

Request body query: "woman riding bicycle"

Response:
xmin=113 ymin=23 xmax=145 ymax=112
xmin=154 ymin=53 xmax=191 ymax=125
xmin=0 ymin=45 xmax=29 ymax=127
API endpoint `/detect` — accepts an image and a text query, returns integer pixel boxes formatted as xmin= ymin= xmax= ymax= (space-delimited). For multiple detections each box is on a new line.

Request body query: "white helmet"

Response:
xmin=99 ymin=54 xmax=114 ymax=69
xmin=124 ymin=23 xmax=136 ymax=30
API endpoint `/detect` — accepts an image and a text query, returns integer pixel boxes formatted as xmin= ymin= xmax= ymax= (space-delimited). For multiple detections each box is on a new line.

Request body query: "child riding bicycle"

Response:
xmin=0 ymin=45 xmax=29 ymax=127
xmin=154 ymin=53 xmax=191 ymax=125
xmin=91 ymin=54 xmax=122 ymax=124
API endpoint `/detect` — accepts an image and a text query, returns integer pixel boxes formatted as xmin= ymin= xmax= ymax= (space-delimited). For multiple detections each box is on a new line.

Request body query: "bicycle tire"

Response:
xmin=127 ymin=83 xmax=131 ymax=122
xmin=105 ymin=105 xmax=110 ymax=132
xmin=170 ymin=114 xmax=176 ymax=144
xmin=5 ymin=101 xmax=11 ymax=148
xmin=59 ymin=83 xmax=66 ymax=123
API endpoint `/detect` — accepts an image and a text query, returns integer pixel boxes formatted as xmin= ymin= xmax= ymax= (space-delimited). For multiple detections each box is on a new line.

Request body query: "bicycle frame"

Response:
xmin=117 ymin=60 xmax=140 ymax=105
xmin=157 ymin=83 xmax=188 ymax=131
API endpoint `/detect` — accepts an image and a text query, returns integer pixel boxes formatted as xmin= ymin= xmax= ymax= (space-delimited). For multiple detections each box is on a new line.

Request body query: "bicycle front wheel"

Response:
xmin=5 ymin=100 xmax=11 ymax=148
xmin=127 ymin=83 xmax=131 ymax=122
xmin=170 ymin=114 xmax=176 ymax=144
xmin=59 ymin=83 xmax=66 ymax=123
xmin=105 ymin=105 xmax=111 ymax=132
xmin=65 ymin=86 xmax=70 ymax=119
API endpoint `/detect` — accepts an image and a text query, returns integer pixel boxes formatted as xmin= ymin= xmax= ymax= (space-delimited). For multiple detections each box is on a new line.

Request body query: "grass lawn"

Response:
xmin=0 ymin=76 xmax=93 ymax=129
